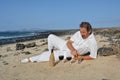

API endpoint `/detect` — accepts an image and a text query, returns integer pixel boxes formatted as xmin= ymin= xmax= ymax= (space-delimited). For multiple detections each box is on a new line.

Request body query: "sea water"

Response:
xmin=0 ymin=30 xmax=50 ymax=45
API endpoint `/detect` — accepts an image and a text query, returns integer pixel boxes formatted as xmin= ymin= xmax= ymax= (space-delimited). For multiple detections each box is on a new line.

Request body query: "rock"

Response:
xmin=2 ymin=55 xmax=8 ymax=58
xmin=0 ymin=55 xmax=2 ymax=58
xmin=41 ymin=42 xmax=47 ymax=46
xmin=107 ymin=37 xmax=113 ymax=42
xmin=13 ymin=65 xmax=16 ymax=68
xmin=25 ymin=51 xmax=31 ymax=55
xmin=99 ymin=40 xmax=108 ymax=42
xmin=22 ymin=51 xmax=31 ymax=55
xmin=16 ymin=43 xmax=25 ymax=50
xmin=43 ymin=48 xmax=48 ymax=51
xmin=2 ymin=61 xmax=9 ymax=65
xmin=14 ymin=52 xmax=20 ymax=56
xmin=110 ymin=43 xmax=120 ymax=54
xmin=98 ymin=47 xmax=114 ymax=56
xmin=65 ymin=36 xmax=71 ymax=40
xmin=25 ymin=42 xmax=36 ymax=48
xmin=40 ymin=39 xmax=46 ymax=42
xmin=101 ymin=78 xmax=109 ymax=80
xmin=115 ymin=40 xmax=120 ymax=44
xmin=115 ymin=34 xmax=120 ymax=39
xmin=0 ymin=55 xmax=2 ymax=59
xmin=4 ymin=62 xmax=9 ymax=65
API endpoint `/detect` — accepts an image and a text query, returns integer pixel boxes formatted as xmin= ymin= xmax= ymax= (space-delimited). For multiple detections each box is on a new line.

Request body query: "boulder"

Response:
xmin=16 ymin=43 xmax=25 ymax=50
xmin=0 ymin=55 xmax=2 ymax=58
xmin=20 ymin=51 xmax=31 ymax=55
xmin=25 ymin=42 xmax=36 ymax=48
xmin=115 ymin=40 xmax=120 ymax=44
xmin=41 ymin=42 xmax=47 ymax=46
xmin=97 ymin=47 xmax=114 ymax=56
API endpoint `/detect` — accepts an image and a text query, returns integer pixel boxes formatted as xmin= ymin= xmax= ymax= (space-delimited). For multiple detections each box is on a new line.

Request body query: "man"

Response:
xmin=21 ymin=22 xmax=97 ymax=63
xmin=67 ymin=22 xmax=97 ymax=60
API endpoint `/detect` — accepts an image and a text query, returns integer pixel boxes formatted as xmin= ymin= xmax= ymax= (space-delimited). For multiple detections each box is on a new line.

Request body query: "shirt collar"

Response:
xmin=87 ymin=33 xmax=94 ymax=39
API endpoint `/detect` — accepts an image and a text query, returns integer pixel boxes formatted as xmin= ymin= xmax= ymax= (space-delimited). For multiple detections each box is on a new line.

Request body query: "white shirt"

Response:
xmin=69 ymin=31 xmax=98 ymax=58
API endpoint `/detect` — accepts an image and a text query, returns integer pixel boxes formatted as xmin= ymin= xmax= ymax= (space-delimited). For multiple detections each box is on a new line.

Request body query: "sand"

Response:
xmin=0 ymin=34 xmax=120 ymax=80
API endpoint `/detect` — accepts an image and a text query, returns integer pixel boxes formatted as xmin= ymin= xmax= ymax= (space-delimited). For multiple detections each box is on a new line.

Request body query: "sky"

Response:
xmin=0 ymin=0 xmax=120 ymax=31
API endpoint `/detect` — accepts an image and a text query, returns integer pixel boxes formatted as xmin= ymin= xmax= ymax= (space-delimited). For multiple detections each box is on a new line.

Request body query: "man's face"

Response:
xmin=80 ymin=27 xmax=91 ymax=39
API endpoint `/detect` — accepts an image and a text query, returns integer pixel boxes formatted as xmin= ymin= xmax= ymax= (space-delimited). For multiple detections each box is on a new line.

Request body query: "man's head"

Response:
xmin=80 ymin=22 xmax=92 ymax=39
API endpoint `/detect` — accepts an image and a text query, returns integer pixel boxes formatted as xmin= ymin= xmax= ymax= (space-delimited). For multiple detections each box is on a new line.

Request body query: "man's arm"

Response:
xmin=67 ymin=40 xmax=95 ymax=60
xmin=66 ymin=40 xmax=78 ymax=56
xmin=77 ymin=55 xmax=94 ymax=60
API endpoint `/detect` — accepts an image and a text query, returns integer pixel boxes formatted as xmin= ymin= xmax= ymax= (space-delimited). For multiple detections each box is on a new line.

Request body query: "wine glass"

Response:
xmin=66 ymin=57 xmax=72 ymax=61
xmin=59 ymin=55 xmax=64 ymax=60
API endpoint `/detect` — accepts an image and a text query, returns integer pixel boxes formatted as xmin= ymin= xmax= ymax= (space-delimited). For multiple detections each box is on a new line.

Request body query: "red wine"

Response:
xmin=66 ymin=57 xmax=72 ymax=61
xmin=59 ymin=55 xmax=64 ymax=60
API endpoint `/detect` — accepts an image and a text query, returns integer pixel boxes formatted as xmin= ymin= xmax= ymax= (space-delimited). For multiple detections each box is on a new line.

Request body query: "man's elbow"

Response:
xmin=66 ymin=40 xmax=70 ymax=46
xmin=83 ymin=56 xmax=95 ymax=60
xmin=89 ymin=56 xmax=96 ymax=60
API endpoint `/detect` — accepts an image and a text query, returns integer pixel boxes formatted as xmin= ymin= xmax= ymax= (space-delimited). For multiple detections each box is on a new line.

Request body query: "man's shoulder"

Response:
xmin=74 ymin=31 xmax=80 ymax=35
xmin=88 ymin=33 xmax=95 ymax=39
xmin=88 ymin=34 xmax=97 ymax=44
xmin=75 ymin=31 xmax=80 ymax=33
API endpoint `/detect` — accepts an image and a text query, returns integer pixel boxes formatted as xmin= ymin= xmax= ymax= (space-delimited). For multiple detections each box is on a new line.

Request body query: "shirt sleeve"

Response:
xmin=89 ymin=41 xmax=98 ymax=59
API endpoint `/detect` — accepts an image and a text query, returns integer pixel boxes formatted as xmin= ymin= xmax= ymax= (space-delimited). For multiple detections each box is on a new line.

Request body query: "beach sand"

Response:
xmin=0 ymin=33 xmax=120 ymax=80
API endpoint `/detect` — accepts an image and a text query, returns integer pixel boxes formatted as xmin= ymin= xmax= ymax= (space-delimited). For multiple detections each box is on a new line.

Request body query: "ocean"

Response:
xmin=0 ymin=30 xmax=50 ymax=45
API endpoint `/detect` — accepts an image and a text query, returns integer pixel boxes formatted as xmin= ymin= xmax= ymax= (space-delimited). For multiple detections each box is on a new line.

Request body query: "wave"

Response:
xmin=0 ymin=31 xmax=36 ymax=39
xmin=0 ymin=30 xmax=50 ymax=45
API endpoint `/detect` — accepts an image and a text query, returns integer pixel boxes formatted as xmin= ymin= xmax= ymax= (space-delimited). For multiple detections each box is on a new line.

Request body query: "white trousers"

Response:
xmin=29 ymin=34 xmax=73 ymax=62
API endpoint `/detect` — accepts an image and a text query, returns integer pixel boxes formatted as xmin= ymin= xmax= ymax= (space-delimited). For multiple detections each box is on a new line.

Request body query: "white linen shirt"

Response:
xmin=70 ymin=31 xmax=98 ymax=58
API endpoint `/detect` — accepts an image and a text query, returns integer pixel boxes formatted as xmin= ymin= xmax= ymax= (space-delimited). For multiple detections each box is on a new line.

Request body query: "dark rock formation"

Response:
xmin=16 ymin=43 xmax=25 ymax=50
xmin=97 ymin=47 xmax=114 ymax=56
xmin=25 ymin=42 xmax=36 ymax=48
xmin=115 ymin=40 xmax=120 ymax=44
xmin=20 ymin=51 xmax=31 ymax=55
xmin=41 ymin=42 xmax=47 ymax=46
xmin=0 ymin=55 xmax=2 ymax=58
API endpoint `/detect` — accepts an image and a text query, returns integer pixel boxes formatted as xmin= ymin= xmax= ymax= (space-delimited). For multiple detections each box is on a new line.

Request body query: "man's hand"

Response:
xmin=71 ymin=50 xmax=78 ymax=57
xmin=74 ymin=55 xmax=82 ymax=60
xmin=77 ymin=56 xmax=82 ymax=60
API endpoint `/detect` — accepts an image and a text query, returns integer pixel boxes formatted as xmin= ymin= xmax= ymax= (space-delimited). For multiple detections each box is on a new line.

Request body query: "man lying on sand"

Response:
xmin=21 ymin=22 xmax=98 ymax=63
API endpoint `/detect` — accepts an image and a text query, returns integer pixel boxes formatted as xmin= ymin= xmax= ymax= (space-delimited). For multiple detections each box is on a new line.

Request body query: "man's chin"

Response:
xmin=82 ymin=36 xmax=85 ymax=39
xmin=82 ymin=36 xmax=87 ymax=39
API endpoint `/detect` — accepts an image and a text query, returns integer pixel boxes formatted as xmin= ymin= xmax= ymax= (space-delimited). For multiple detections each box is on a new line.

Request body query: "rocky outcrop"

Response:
xmin=97 ymin=47 xmax=114 ymax=56
xmin=16 ymin=42 xmax=36 ymax=50
xmin=21 ymin=51 xmax=31 ymax=55
xmin=16 ymin=43 xmax=25 ymax=50
xmin=25 ymin=42 xmax=36 ymax=48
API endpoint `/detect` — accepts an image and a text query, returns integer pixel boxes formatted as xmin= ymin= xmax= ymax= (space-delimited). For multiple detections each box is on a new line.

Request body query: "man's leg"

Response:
xmin=48 ymin=34 xmax=66 ymax=51
xmin=29 ymin=50 xmax=61 ymax=62
xmin=29 ymin=51 xmax=50 ymax=62
xmin=21 ymin=34 xmax=66 ymax=63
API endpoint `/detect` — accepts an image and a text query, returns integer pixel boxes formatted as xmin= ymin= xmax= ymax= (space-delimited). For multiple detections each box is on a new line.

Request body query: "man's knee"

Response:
xmin=48 ymin=34 xmax=55 ymax=39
